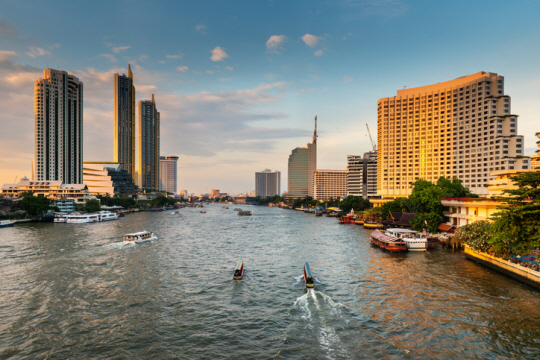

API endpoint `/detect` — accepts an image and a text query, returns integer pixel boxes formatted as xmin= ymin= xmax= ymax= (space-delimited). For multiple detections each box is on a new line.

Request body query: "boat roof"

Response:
xmin=387 ymin=228 xmax=418 ymax=233
xmin=124 ymin=231 xmax=150 ymax=236
xmin=304 ymin=262 xmax=312 ymax=278
xmin=235 ymin=258 xmax=243 ymax=270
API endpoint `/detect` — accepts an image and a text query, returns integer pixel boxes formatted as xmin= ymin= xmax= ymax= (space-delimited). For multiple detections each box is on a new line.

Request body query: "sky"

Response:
xmin=1 ymin=0 xmax=539 ymax=195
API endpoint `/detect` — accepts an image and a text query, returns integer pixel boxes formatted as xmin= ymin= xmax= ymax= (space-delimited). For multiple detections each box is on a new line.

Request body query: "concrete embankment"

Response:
xmin=464 ymin=246 xmax=540 ymax=290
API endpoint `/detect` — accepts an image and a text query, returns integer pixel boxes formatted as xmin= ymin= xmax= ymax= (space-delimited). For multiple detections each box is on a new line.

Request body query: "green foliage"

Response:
xmin=489 ymin=171 xmax=540 ymax=255
xmin=293 ymin=196 xmax=318 ymax=209
xmin=379 ymin=198 xmax=409 ymax=219
xmin=150 ymin=196 xmax=176 ymax=207
xmin=84 ymin=199 xmax=102 ymax=213
xmin=18 ymin=192 xmax=51 ymax=217
xmin=338 ymin=196 xmax=371 ymax=214
xmin=454 ymin=220 xmax=493 ymax=252
xmin=219 ymin=196 xmax=230 ymax=202
xmin=10 ymin=210 xmax=27 ymax=219
xmin=253 ymin=195 xmax=283 ymax=205
xmin=97 ymin=194 xmax=138 ymax=209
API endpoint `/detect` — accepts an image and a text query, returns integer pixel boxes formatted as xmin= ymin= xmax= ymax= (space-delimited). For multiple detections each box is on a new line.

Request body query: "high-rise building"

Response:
xmin=138 ymin=94 xmax=160 ymax=191
xmin=286 ymin=117 xmax=317 ymax=200
xmin=313 ymin=170 xmax=347 ymax=200
xmin=83 ymin=162 xmax=138 ymax=195
xmin=347 ymin=151 xmax=378 ymax=199
xmin=377 ymin=71 xmax=529 ymax=198
xmin=34 ymin=68 xmax=83 ymax=183
xmin=159 ymin=156 xmax=178 ymax=194
xmin=209 ymin=189 xmax=220 ymax=199
xmin=255 ymin=169 xmax=281 ymax=197
xmin=114 ymin=64 xmax=136 ymax=179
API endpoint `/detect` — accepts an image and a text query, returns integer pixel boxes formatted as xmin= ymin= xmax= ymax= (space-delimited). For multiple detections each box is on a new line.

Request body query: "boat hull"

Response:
xmin=370 ymin=230 xmax=408 ymax=253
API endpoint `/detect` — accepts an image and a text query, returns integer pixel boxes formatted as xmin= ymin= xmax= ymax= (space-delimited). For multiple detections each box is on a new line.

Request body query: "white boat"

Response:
xmin=65 ymin=211 xmax=118 ymax=223
xmin=0 ymin=220 xmax=14 ymax=228
xmin=53 ymin=213 xmax=68 ymax=223
xmin=122 ymin=231 xmax=158 ymax=244
xmin=385 ymin=228 xmax=428 ymax=251
xmin=99 ymin=211 xmax=119 ymax=221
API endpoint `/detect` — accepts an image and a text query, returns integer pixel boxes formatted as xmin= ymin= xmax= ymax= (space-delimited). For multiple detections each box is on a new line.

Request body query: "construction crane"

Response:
xmin=366 ymin=124 xmax=376 ymax=151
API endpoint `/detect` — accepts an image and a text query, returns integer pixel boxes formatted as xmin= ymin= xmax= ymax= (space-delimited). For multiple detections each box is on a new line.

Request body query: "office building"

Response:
xmin=377 ymin=71 xmax=529 ymax=198
xmin=83 ymin=162 xmax=138 ymax=196
xmin=347 ymin=151 xmax=377 ymax=199
xmin=313 ymin=170 xmax=347 ymax=201
xmin=286 ymin=117 xmax=317 ymax=200
xmin=138 ymin=94 xmax=160 ymax=191
xmin=209 ymin=189 xmax=221 ymax=199
xmin=255 ymin=169 xmax=281 ymax=197
xmin=114 ymin=64 xmax=136 ymax=179
xmin=159 ymin=156 xmax=178 ymax=194
xmin=34 ymin=68 xmax=83 ymax=184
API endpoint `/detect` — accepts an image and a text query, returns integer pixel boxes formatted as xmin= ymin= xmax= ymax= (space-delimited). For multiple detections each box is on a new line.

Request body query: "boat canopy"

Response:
xmin=235 ymin=259 xmax=243 ymax=270
xmin=304 ymin=262 xmax=312 ymax=278
xmin=124 ymin=231 xmax=150 ymax=236
xmin=387 ymin=228 xmax=418 ymax=233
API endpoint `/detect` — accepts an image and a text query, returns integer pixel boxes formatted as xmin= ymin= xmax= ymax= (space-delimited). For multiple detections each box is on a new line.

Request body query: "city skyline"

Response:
xmin=1 ymin=1 xmax=540 ymax=193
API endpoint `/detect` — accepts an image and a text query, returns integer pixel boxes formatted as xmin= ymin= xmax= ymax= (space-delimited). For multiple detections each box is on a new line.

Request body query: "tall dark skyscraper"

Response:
xmin=114 ymin=64 xmax=136 ymax=179
xmin=138 ymin=94 xmax=160 ymax=190
xmin=34 ymin=68 xmax=83 ymax=183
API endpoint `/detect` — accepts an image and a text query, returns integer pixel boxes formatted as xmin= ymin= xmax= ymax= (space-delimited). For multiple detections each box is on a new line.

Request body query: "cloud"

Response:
xmin=195 ymin=24 xmax=207 ymax=34
xmin=100 ymin=54 xmax=117 ymax=62
xmin=225 ymin=66 xmax=234 ymax=71
xmin=177 ymin=66 xmax=188 ymax=72
xmin=314 ymin=49 xmax=324 ymax=57
xmin=342 ymin=76 xmax=353 ymax=82
xmin=206 ymin=70 xmax=214 ymax=74
xmin=26 ymin=47 xmax=50 ymax=58
xmin=210 ymin=46 xmax=229 ymax=62
xmin=192 ymin=70 xmax=202 ymax=75
xmin=112 ymin=46 xmax=130 ymax=53
xmin=301 ymin=34 xmax=320 ymax=47
xmin=166 ymin=54 xmax=182 ymax=59
xmin=266 ymin=35 xmax=288 ymax=53
xmin=0 ymin=50 xmax=18 ymax=62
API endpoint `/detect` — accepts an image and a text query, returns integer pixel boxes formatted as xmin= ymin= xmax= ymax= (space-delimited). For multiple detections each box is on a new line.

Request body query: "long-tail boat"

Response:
xmin=303 ymin=262 xmax=315 ymax=288
xmin=233 ymin=259 xmax=244 ymax=280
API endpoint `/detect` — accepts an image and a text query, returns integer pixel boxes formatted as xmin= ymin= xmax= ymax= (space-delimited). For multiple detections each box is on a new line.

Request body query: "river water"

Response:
xmin=1 ymin=205 xmax=540 ymax=359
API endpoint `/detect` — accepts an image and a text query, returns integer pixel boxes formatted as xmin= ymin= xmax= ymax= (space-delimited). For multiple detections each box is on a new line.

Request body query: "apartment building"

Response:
xmin=377 ymin=71 xmax=529 ymax=198
xmin=138 ymin=95 xmax=160 ymax=190
xmin=313 ymin=170 xmax=347 ymax=201
xmin=347 ymin=151 xmax=377 ymax=199
xmin=114 ymin=64 xmax=136 ymax=179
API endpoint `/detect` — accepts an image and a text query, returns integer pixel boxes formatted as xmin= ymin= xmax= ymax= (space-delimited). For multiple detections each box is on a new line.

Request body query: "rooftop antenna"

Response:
xmin=313 ymin=116 xmax=318 ymax=144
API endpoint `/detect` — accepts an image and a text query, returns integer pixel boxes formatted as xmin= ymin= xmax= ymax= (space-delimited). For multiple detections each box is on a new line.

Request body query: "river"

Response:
xmin=1 ymin=204 xmax=540 ymax=359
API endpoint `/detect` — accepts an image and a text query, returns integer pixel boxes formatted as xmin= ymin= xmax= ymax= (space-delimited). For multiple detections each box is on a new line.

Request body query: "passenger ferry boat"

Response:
xmin=237 ymin=211 xmax=252 ymax=216
xmin=233 ymin=258 xmax=244 ymax=280
xmin=122 ymin=231 xmax=158 ymax=243
xmin=385 ymin=228 xmax=428 ymax=251
xmin=65 ymin=211 xmax=119 ymax=223
xmin=53 ymin=213 xmax=69 ymax=223
xmin=370 ymin=229 xmax=408 ymax=252
xmin=303 ymin=262 xmax=315 ymax=288
xmin=0 ymin=220 xmax=14 ymax=228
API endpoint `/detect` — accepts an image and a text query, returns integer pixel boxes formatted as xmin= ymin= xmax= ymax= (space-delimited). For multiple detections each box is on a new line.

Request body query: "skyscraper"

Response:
xmin=377 ymin=72 xmax=529 ymax=198
xmin=255 ymin=169 xmax=281 ymax=197
xmin=138 ymin=94 xmax=160 ymax=191
xmin=34 ymin=68 xmax=83 ymax=183
xmin=286 ymin=117 xmax=317 ymax=200
xmin=114 ymin=64 xmax=136 ymax=179
xmin=159 ymin=156 xmax=178 ymax=194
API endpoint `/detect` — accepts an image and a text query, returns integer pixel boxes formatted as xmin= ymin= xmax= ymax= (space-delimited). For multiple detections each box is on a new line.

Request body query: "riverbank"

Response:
xmin=464 ymin=246 xmax=540 ymax=290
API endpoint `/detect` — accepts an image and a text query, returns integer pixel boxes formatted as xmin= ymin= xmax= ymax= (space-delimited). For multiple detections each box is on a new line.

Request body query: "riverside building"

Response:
xmin=114 ymin=65 xmax=136 ymax=179
xmin=347 ymin=151 xmax=377 ymax=199
xmin=377 ymin=71 xmax=529 ymax=198
xmin=138 ymin=95 xmax=160 ymax=191
xmin=313 ymin=170 xmax=347 ymax=201
xmin=255 ymin=169 xmax=281 ymax=197
xmin=285 ymin=117 xmax=317 ymax=200
xmin=34 ymin=68 xmax=83 ymax=184
xmin=159 ymin=156 xmax=178 ymax=194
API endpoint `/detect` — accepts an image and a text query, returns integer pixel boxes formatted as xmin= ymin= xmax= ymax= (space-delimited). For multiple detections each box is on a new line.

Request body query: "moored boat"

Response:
xmin=234 ymin=208 xmax=242 ymax=211
xmin=53 ymin=213 xmax=68 ymax=223
xmin=123 ymin=231 xmax=158 ymax=243
xmin=233 ymin=258 xmax=244 ymax=280
xmin=238 ymin=211 xmax=251 ymax=216
xmin=303 ymin=262 xmax=315 ymax=288
xmin=0 ymin=220 xmax=14 ymax=228
xmin=354 ymin=219 xmax=364 ymax=225
xmin=370 ymin=229 xmax=408 ymax=252
xmin=364 ymin=221 xmax=382 ymax=229
xmin=386 ymin=228 xmax=428 ymax=251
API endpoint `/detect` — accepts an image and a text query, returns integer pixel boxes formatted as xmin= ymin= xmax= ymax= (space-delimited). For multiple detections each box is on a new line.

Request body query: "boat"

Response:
xmin=145 ymin=208 xmax=163 ymax=211
xmin=170 ymin=210 xmax=180 ymax=215
xmin=234 ymin=208 xmax=242 ymax=211
xmin=385 ymin=228 xmax=428 ymax=251
xmin=354 ymin=219 xmax=364 ymax=225
xmin=303 ymin=262 xmax=315 ymax=288
xmin=0 ymin=220 xmax=14 ymax=228
xmin=200 ymin=211 xmax=206 ymax=214
xmin=364 ymin=221 xmax=382 ymax=229
xmin=233 ymin=258 xmax=244 ymax=280
xmin=53 ymin=213 xmax=68 ymax=223
xmin=99 ymin=211 xmax=119 ymax=221
xmin=66 ymin=211 xmax=118 ymax=223
xmin=221 ymin=206 xmax=229 ymax=209
xmin=123 ymin=231 xmax=158 ymax=243
xmin=238 ymin=211 xmax=252 ymax=216
xmin=370 ymin=230 xmax=408 ymax=252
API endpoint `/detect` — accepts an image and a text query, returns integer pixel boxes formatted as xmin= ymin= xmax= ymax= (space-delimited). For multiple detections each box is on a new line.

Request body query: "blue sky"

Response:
xmin=1 ymin=0 xmax=539 ymax=194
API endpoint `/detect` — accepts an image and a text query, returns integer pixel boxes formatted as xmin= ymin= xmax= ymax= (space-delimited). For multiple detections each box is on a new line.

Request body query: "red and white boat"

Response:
xmin=370 ymin=229 xmax=408 ymax=253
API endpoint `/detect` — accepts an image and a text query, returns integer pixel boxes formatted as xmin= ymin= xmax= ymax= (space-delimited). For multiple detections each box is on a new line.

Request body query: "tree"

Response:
xmin=379 ymin=198 xmax=409 ymax=219
xmin=85 ymin=199 xmax=102 ymax=213
xmin=150 ymin=196 xmax=175 ymax=207
xmin=489 ymin=171 xmax=540 ymax=255
xmin=18 ymin=192 xmax=51 ymax=217
xmin=338 ymin=196 xmax=371 ymax=214
xmin=454 ymin=220 xmax=493 ymax=252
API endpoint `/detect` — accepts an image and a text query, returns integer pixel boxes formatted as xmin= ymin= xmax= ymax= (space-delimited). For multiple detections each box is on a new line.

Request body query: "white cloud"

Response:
xmin=166 ymin=54 xmax=182 ymax=59
xmin=112 ymin=46 xmax=131 ymax=53
xmin=301 ymin=34 xmax=320 ymax=47
xmin=0 ymin=50 xmax=18 ymax=62
xmin=210 ymin=46 xmax=229 ymax=62
xmin=314 ymin=49 xmax=324 ymax=57
xmin=192 ymin=70 xmax=202 ymax=75
xmin=342 ymin=76 xmax=353 ymax=82
xmin=26 ymin=47 xmax=50 ymax=58
xmin=196 ymin=24 xmax=207 ymax=34
xmin=177 ymin=66 xmax=188 ymax=73
xmin=225 ymin=66 xmax=234 ymax=71
xmin=266 ymin=35 xmax=287 ymax=53
xmin=207 ymin=70 xmax=214 ymax=74
xmin=100 ymin=54 xmax=117 ymax=62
